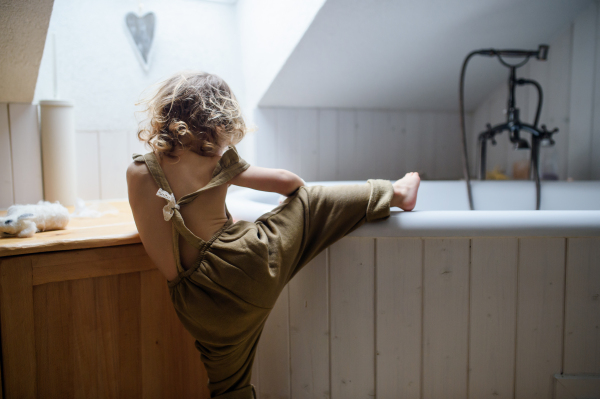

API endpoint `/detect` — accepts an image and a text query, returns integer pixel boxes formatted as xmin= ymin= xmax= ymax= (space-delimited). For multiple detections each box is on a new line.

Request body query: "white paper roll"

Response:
xmin=39 ymin=100 xmax=77 ymax=206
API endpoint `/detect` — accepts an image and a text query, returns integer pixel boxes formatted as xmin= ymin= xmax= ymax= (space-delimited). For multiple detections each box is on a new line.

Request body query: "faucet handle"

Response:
xmin=540 ymin=124 xmax=558 ymax=146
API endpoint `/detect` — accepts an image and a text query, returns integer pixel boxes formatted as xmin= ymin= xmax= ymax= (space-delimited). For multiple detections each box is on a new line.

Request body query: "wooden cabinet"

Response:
xmin=0 ymin=244 xmax=211 ymax=399
xmin=0 ymin=203 xmax=211 ymax=398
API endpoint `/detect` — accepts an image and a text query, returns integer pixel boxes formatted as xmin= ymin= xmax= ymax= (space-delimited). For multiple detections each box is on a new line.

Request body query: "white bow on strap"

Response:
xmin=156 ymin=188 xmax=180 ymax=221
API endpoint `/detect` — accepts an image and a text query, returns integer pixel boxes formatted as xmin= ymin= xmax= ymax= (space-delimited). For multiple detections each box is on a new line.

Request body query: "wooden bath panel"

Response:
xmin=0 ymin=245 xmax=210 ymax=399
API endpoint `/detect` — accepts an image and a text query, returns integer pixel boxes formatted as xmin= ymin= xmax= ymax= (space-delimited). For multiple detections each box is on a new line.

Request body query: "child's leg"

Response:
xmin=201 ymin=176 xmax=419 ymax=398
xmin=256 ymin=179 xmax=395 ymax=286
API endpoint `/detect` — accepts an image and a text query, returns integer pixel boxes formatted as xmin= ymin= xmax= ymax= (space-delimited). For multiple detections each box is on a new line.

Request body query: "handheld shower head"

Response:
xmin=536 ymin=45 xmax=549 ymax=61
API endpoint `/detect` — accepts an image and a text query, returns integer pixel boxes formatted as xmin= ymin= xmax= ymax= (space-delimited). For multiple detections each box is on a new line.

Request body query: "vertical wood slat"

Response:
xmin=0 ymin=256 xmax=37 ymax=398
xmin=289 ymin=250 xmax=329 ymax=399
xmin=469 ymin=238 xmax=518 ymax=399
xmin=258 ymin=284 xmax=291 ymax=399
xmin=318 ymin=109 xmax=338 ymax=181
xmin=254 ymin=107 xmax=278 ymax=169
xmin=356 ymin=110 xmax=376 ymax=180
xmin=8 ymin=103 xmax=43 ymax=204
xmin=422 ymin=238 xmax=470 ymax=399
xmin=76 ymin=131 xmax=100 ymax=201
xmin=544 ymin=25 xmax=573 ymax=181
xmin=71 ymin=278 xmax=99 ymax=398
xmin=95 ymin=275 xmax=120 ymax=398
xmin=564 ymin=237 xmax=600 ymax=374
xmin=376 ymin=238 xmax=422 ymax=399
xmin=568 ymin=1 xmax=598 ymax=180
xmin=330 ymin=237 xmax=375 ymax=399
xmin=449 ymin=112 xmax=464 ymax=179
xmin=162 ymin=276 xmax=188 ymax=399
xmin=117 ymin=273 xmax=142 ymax=397
xmin=34 ymin=281 xmax=74 ymax=398
xmin=277 ymin=108 xmax=300 ymax=176
xmin=337 ymin=110 xmax=357 ymax=180
xmin=370 ymin=110 xmax=391 ymax=179
xmin=389 ymin=112 xmax=406 ymax=178
xmin=434 ymin=112 xmax=461 ymax=180
xmin=99 ymin=131 xmax=129 ymax=200
xmin=404 ymin=112 xmax=422 ymax=176
xmin=420 ymin=112 xmax=436 ymax=180
xmin=298 ymin=108 xmax=319 ymax=182
xmin=140 ymin=269 xmax=166 ymax=397
xmin=515 ymin=238 xmax=565 ymax=399
xmin=128 ymin=129 xmax=147 ymax=157
xmin=0 ymin=103 xmax=14 ymax=208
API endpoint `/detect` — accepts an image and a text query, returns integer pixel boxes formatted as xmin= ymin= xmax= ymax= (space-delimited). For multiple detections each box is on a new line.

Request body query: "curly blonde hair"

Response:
xmin=137 ymin=71 xmax=248 ymax=158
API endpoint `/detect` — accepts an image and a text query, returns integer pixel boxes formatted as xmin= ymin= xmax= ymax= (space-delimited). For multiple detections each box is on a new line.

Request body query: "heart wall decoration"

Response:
xmin=125 ymin=11 xmax=156 ymax=71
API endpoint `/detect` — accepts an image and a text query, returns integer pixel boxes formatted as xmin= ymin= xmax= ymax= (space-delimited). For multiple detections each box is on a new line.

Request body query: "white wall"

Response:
xmin=235 ymin=0 xmax=326 ymax=110
xmin=30 ymin=0 xmax=245 ymax=201
xmin=34 ymin=0 xmax=244 ymax=131
xmin=470 ymin=1 xmax=600 ymax=180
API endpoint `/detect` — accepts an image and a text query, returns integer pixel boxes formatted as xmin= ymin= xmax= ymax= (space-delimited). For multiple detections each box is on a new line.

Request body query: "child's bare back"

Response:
xmin=128 ymin=145 xmax=420 ymax=282
xmin=127 ymin=143 xmax=307 ymax=281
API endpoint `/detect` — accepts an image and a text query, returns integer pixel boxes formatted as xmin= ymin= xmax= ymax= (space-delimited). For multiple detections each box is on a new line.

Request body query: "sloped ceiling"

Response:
xmin=0 ymin=0 xmax=55 ymax=103
xmin=259 ymin=0 xmax=592 ymax=111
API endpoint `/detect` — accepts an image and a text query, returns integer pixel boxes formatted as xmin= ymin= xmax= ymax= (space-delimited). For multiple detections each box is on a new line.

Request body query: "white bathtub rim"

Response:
xmin=351 ymin=210 xmax=600 ymax=237
xmin=226 ymin=181 xmax=600 ymax=237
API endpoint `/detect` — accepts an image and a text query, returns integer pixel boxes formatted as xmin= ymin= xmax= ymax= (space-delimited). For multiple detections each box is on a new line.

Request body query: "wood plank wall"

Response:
xmin=0 ymin=120 xmax=148 ymax=209
xmin=253 ymin=236 xmax=600 ymax=399
xmin=0 ymin=103 xmax=44 ymax=209
xmin=254 ymin=108 xmax=467 ymax=183
xmin=471 ymin=1 xmax=600 ymax=180
xmin=0 ymin=106 xmax=467 ymax=208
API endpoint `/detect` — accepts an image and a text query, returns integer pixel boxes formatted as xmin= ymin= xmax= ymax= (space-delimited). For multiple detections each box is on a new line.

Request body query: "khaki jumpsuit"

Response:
xmin=132 ymin=146 xmax=394 ymax=399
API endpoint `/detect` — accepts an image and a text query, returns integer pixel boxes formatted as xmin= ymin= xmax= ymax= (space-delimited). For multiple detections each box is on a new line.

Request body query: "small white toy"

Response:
xmin=1 ymin=201 xmax=70 ymax=238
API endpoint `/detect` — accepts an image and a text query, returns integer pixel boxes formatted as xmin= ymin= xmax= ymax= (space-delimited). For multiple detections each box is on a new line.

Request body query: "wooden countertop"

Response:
xmin=0 ymin=201 xmax=140 ymax=258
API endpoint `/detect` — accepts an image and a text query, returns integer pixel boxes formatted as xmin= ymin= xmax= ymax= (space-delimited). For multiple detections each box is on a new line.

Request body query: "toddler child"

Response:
xmin=126 ymin=71 xmax=420 ymax=399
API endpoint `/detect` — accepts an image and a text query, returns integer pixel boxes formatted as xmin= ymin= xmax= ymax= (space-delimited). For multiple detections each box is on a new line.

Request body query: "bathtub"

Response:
xmin=227 ymin=180 xmax=600 ymax=236
xmin=226 ymin=181 xmax=600 ymax=399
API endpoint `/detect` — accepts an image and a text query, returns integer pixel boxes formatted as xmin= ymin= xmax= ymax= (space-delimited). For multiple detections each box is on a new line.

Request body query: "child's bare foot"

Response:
xmin=391 ymin=172 xmax=420 ymax=211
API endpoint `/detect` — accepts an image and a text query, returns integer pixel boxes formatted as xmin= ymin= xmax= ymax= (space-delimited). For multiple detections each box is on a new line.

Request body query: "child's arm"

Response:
xmin=229 ymin=166 xmax=305 ymax=196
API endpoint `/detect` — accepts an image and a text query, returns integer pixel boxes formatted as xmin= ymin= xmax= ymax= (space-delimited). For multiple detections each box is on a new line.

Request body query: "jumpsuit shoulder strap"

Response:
xmin=177 ymin=145 xmax=251 ymax=206
xmin=133 ymin=152 xmax=204 ymax=275
xmin=132 ymin=152 xmax=174 ymax=194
